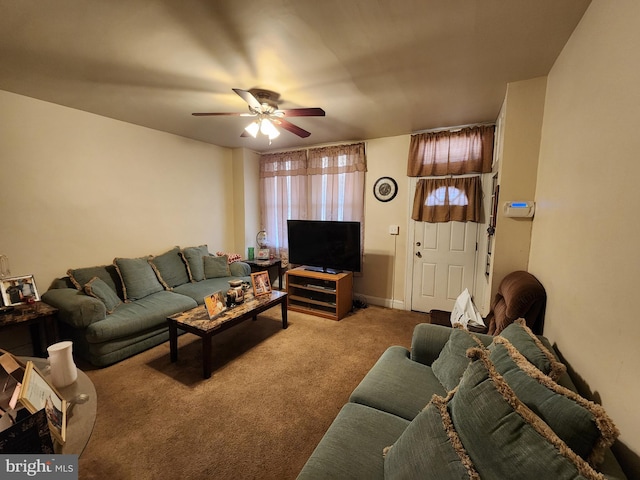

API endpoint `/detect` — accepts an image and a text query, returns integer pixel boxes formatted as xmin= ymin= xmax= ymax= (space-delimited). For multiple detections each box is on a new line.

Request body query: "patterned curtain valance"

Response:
xmin=307 ymin=143 xmax=367 ymax=175
xmin=259 ymin=150 xmax=308 ymax=178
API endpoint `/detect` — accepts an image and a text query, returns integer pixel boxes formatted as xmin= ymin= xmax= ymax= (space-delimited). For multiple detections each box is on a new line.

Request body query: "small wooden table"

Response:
xmin=243 ymin=258 xmax=284 ymax=290
xmin=167 ymin=290 xmax=288 ymax=379
xmin=0 ymin=302 xmax=58 ymax=357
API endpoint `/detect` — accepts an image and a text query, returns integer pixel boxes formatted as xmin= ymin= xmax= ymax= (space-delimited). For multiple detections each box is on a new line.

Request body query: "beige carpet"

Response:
xmin=76 ymin=305 xmax=430 ymax=479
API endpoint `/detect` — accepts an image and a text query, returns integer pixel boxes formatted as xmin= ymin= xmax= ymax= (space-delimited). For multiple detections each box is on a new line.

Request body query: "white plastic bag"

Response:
xmin=450 ymin=288 xmax=485 ymax=329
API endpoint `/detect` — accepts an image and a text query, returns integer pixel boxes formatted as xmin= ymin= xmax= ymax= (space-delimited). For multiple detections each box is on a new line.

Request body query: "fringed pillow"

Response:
xmin=489 ymin=337 xmax=619 ymax=467
xmin=148 ymin=246 xmax=189 ymax=289
xmin=84 ymin=276 xmax=122 ymax=314
xmin=431 ymin=325 xmax=488 ymax=391
xmin=442 ymin=348 xmax=606 ymax=480
xmin=496 ymin=318 xmax=566 ymax=380
xmin=180 ymin=245 xmax=209 ymax=282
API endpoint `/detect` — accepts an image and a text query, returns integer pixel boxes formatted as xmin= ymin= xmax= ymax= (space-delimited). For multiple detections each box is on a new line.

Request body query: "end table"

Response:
xmin=0 ymin=302 xmax=59 ymax=357
xmin=243 ymin=258 xmax=284 ymax=290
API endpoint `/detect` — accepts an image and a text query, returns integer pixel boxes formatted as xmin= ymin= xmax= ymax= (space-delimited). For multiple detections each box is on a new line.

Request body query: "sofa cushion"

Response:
xmin=148 ymin=246 xmax=189 ymax=289
xmin=496 ymin=319 xmax=566 ymax=380
xmin=114 ymin=256 xmax=164 ymax=301
xmin=204 ymin=255 xmax=231 ymax=279
xmin=445 ymin=348 xmax=604 ymax=480
xmin=349 ymin=346 xmax=447 ymax=421
xmin=296 ymin=403 xmax=409 ymax=480
xmin=489 ymin=337 xmax=619 ymax=466
xmin=67 ymin=264 xmax=124 ymax=299
xmin=384 ymin=400 xmax=479 ymax=479
xmin=229 ymin=261 xmax=251 ymax=277
xmin=83 ymin=276 xmax=122 ymax=314
xmin=172 ymin=277 xmax=250 ymax=305
xmin=85 ymin=291 xmax=197 ymax=343
xmin=431 ymin=326 xmax=485 ymax=391
xmin=181 ymin=245 xmax=209 ymax=282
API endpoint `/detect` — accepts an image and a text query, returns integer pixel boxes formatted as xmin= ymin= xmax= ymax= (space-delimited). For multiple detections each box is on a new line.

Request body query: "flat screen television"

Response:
xmin=287 ymin=220 xmax=361 ymax=273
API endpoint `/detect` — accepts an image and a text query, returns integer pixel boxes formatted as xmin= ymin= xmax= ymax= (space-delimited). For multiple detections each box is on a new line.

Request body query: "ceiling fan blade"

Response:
xmin=233 ymin=88 xmax=262 ymax=110
xmin=274 ymin=118 xmax=311 ymax=138
xmin=279 ymin=107 xmax=326 ymax=117
xmin=192 ymin=112 xmax=245 ymax=116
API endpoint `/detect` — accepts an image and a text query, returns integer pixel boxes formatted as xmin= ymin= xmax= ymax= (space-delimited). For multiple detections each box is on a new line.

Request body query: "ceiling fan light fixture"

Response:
xmin=244 ymin=121 xmax=260 ymax=138
xmin=260 ymin=118 xmax=280 ymax=140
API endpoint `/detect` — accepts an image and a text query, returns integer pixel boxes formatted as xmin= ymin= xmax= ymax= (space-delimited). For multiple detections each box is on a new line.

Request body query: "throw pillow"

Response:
xmin=67 ymin=264 xmax=124 ymax=298
xmin=148 ymin=246 xmax=190 ymax=289
xmin=431 ymin=326 xmax=486 ymax=391
xmin=215 ymin=251 xmax=242 ymax=263
xmin=489 ymin=337 xmax=619 ymax=466
xmin=384 ymin=398 xmax=480 ymax=480
xmin=445 ymin=348 xmax=605 ymax=480
xmin=180 ymin=245 xmax=209 ymax=282
xmin=496 ymin=318 xmax=566 ymax=380
xmin=113 ymin=256 xmax=164 ymax=301
xmin=84 ymin=276 xmax=122 ymax=314
xmin=204 ymin=255 xmax=231 ymax=279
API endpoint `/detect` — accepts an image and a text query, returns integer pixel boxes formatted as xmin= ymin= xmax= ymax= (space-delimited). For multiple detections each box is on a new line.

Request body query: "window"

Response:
xmin=259 ymin=143 xmax=366 ymax=258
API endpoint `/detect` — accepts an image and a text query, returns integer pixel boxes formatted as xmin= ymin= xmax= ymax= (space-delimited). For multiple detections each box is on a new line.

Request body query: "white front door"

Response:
xmin=411 ymin=220 xmax=478 ymax=312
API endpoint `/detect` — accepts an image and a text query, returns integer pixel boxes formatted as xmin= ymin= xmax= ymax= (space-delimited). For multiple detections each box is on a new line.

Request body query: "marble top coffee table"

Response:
xmin=167 ymin=290 xmax=288 ymax=379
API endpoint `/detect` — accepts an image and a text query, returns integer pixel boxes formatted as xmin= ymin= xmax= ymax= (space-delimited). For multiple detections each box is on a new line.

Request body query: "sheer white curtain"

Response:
xmin=259 ymin=150 xmax=308 ymax=262
xmin=259 ymin=143 xmax=367 ymax=264
xmin=307 ymin=143 xmax=366 ymax=223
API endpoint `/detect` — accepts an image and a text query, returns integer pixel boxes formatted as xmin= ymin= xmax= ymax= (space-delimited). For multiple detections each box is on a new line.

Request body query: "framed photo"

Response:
xmin=204 ymin=291 xmax=227 ymax=319
xmin=257 ymin=248 xmax=270 ymax=260
xmin=251 ymin=271 xmax=272 ymax=297
xmin=18 ymin=361 xmax=66 ymax=445
xmin=373 ymin=176 xmax=398 ymax=202
xmin=0 ymin=275 xmax=40 ymax=307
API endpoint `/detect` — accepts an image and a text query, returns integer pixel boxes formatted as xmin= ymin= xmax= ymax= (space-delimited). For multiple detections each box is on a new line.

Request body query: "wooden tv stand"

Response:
xmin=286 ymin=267 xmax=353 ymax=320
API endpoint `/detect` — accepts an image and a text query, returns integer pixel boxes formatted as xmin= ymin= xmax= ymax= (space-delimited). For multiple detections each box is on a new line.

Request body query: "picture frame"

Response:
xmin=257 ymin=248 xmax=270 ymax=260
xmin=251 ymin=271 xmax=272 ymax=297
xmin=17 ymin=361 xmax=66 ymax=445
xmin=0 ymin=275 xmax=40 ymax=307
xmin=204 ymin=291 xmax=227 ymax=319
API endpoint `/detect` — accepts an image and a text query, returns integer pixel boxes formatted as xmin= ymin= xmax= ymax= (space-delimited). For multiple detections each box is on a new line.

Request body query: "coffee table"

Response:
xmin=167 ymin=290 xmax=288 ymax=378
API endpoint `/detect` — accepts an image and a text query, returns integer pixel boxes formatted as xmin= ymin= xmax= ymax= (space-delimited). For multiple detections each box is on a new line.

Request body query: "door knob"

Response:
xmin=416 ymin=251 xmax=422 ymax=258
xmin=416 ymin=242 xmax=421 ymax=246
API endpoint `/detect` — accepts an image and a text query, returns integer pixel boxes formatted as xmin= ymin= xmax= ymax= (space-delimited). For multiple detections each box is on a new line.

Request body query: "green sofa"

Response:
xmin=297 ymin=322 xmax=627 ymax=480
xmin=42 ymin=245 xmax=251 ymax=367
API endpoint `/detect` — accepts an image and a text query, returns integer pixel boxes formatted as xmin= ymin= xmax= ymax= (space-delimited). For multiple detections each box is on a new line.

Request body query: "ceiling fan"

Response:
xmin=192 ymin=88 xmax=325 ymax=140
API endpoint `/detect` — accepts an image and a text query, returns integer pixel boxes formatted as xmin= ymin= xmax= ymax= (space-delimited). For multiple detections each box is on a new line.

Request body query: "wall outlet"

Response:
xmin=389 ymin=225 xmax=399 ymax=235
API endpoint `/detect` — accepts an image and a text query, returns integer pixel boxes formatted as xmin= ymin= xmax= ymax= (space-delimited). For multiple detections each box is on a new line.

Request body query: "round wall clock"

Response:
xmin=373 ymin=177 xmax=398 ymax=202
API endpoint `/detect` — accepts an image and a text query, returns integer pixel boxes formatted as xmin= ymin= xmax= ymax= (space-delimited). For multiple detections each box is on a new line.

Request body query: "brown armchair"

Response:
xmin=486 ymin=270 xmax=546 ymax=335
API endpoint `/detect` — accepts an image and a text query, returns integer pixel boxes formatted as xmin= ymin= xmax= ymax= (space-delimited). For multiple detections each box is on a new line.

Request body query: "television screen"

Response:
xmin=287 ymin=220 xmax=361 ymax=273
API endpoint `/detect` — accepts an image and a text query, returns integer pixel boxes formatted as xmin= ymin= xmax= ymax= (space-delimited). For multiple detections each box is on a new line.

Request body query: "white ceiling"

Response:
xmin=0 ymin=0 xmax=590 ymax=152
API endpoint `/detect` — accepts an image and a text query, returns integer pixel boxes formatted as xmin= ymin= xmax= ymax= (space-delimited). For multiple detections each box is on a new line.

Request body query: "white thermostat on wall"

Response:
xmin=503 ymin=201 xmax=535 ymax=218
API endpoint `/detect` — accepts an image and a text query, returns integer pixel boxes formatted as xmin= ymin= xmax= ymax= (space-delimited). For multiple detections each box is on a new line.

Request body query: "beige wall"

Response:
xmin=0 ymin=90 xmax=235 ymax=291
xmin=491 ymin=77 xmax=546 ymax=295
xmin=530 ymin=0 xmax=640 ymax=470
xmin=355 ymin=135 xmax=411 ymax=308
xmin=231 ymin=147 xmax=261 ymax=257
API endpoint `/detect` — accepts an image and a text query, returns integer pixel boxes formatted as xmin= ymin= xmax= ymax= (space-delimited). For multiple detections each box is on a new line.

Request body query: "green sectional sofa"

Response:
xmin=42 ymin=245 xmax=251 ymax=367
xmin=297 ymin=321 xmax=627 ymax=480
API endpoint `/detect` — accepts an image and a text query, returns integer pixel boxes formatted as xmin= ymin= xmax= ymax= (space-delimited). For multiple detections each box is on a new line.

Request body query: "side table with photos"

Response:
xmin=0 ymin=302 xmax=59 ymax=357
xmin=243 ymin=258 xmax=284 ymax=290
